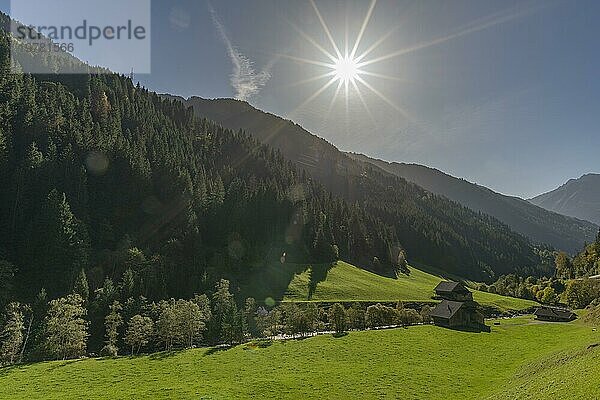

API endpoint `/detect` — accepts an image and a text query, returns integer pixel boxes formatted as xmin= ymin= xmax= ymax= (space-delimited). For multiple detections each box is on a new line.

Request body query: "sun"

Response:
xmin=281 ymin=0 xmax=409 ymax=120
xmin=282 ymin=0 xmax=528 ymax=123
xmin=333 ymin=55 xmax=360 ymax=84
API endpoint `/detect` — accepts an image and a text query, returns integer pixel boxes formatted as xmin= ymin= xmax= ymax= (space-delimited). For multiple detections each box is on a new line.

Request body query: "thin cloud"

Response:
xmin=208 ymin=4 xmax=273 ymax=101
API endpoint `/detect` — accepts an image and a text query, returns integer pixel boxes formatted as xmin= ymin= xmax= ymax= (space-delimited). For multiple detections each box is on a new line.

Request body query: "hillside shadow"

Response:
xmin=203 ymin=345 xmax=232 ymax=357
xmin=307 ymin=263 xmax=335 ymax=299
xmin=39 ymin=359 xmax=85 ymax=372
xmin=240 ymin=262 xmax=309 ymax=303
xmin=332 ymin=332 xmax=349 ymax=338
xmin=0 ymin=358 xmax=85 ymax=376
xmin=0 ymin=364 xmax=20 ymax=377
xmin=148 ymin=351 xmax=179 ymax=360
xmin=409 ymin=260 xmax=459 ymax=280
xmin=240 ymin=259 xmax=417 ymax=304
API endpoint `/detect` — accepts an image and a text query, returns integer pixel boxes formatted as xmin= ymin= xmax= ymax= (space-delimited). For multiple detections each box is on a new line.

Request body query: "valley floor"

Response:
xmin=2 ymin=316 xmax=599 ymax=399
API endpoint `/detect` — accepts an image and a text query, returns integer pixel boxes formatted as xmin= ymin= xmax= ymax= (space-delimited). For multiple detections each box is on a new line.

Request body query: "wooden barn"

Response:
xmin=533 ymin=306 xmax=576 ymax=322
xmin=433 ymin=281 xmax=473 ymax=302
xmin=430 ymin=300 xmax=484 ymax=328
xmin=431 ymin=281 xmax=484 ymax=328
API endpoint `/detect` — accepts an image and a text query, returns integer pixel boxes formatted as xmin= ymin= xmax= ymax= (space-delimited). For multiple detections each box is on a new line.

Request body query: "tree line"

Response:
xmin=483 ymin=230 xmax=600 ymax=309
xmin=0 ymin=277 xmax=432 ymax=365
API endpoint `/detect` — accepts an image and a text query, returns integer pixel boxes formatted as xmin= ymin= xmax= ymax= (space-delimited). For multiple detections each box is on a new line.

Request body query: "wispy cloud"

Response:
xmin=208 ymin=4 xmax=273 ymax=101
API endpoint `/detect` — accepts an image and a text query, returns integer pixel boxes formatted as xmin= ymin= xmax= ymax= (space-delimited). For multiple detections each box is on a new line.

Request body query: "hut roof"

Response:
xmin=430 ymin=300 xmax=465 ymax=319
xmin=434 ymin=281 xmax=470 ymax=294
xmin=533 ymin=306 xmax=576 ymax=320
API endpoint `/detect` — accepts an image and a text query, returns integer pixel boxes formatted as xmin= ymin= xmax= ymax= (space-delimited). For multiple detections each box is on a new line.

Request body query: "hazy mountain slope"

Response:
xmin=169 ymin=96 xmax=543 ymax=280
xmin=161 ymin=96 xmax=355 ymax=188
xmin=530 ymin=174 xmax=600 ymax=225
xmin=347 ymin=154 xmax=598 ymax=253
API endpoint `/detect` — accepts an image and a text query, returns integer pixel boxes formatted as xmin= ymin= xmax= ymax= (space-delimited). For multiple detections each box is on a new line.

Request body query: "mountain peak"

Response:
xmin=530 ymin=174 xmax=600 ymax=225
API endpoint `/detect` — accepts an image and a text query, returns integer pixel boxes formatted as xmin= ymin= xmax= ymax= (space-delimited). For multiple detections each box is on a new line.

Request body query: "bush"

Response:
xmin=346 ymin=303 xmax=365 ymax=330
xmin=366 ymin=303 xmax=397 ymax=328
xmin=397 ymin=309 xmax=421 ymax=325
xmin=328 ymin=303 xmax=346 ymax=333
xmin=420 ymin=305 xmax=432 ymax=323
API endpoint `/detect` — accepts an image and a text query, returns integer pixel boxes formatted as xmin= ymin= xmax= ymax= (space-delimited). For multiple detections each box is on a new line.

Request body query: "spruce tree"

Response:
xmin=73 ymin=268 xmax=89 ymax=302
xmin=25 ymin=142 xmax=43 ymax=170
xmin=211 ymin=279 xmax=237 ymax=344
xmin=102 ymin=301 xmax=122 ymax=357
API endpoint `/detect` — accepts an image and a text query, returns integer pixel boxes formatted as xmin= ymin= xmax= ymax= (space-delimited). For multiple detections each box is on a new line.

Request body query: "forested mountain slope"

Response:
xmin=0 ymin=23 xmax=402 ymax=305
xmin=0 ymin=9 xmax=545 ymax=317
xmin=530 ymin=173 xmax=600 ymax=226
xmin=347 ymin=154 xmax=597 ymax=253
xmin=168 ymin=96 xmax=544 ymax=279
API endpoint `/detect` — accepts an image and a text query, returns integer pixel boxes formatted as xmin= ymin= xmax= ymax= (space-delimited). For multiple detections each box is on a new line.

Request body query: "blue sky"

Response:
xmin=2 ymin=0 xmax=599 ymax=198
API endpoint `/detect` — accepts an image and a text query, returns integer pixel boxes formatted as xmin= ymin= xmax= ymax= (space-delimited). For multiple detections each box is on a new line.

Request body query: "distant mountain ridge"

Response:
xmin=346 ymin=155 xmax=598 ymax=253
xmin=166 ymin=95 xmax=595 ymax=255
xmin=530 ymin=173 xmax=600 ymax=226
xmin=165 ymin=95 xmax=548 ymax=280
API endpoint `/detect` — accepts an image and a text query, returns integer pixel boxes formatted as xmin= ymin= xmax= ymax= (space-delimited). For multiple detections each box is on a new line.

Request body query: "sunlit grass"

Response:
xmin=1 ymin=316 xmax=598 ymax=399
xmin=283 ymin=261 xmax=537 ymax=312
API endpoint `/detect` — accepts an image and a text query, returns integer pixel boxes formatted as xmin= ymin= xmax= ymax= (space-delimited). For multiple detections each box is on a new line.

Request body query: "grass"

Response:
xmin=2 ymin=316 xmax=599 ymax=399
xmin=494 ymin=343 xmax=600 ymax=399
xmin=282 ymin=261 xmax=537 ymax=312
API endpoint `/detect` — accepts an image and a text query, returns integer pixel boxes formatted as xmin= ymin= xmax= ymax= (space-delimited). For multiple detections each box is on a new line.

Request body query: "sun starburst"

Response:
xmin=280 ymin=0 xmax=411 ymax=123
xmin=281 ymin=0 xmax=536 ymax=125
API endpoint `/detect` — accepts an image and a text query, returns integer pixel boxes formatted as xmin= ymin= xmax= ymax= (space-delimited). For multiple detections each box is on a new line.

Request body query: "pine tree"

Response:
xmin=37 ymin=190 xmax=89 ymax=296
xmin=211 ymin=279 xmax=237 ymax=344
xmin=90 ymin=86 xmax=111 ymax=121
xmin=121 ymin=268 xmax=135 ymax=299
xmin=73 ymin=268 xmax=89 ymax=302
xmin=25 ymin=142 xmax=43 ymax=170
xmin=102 ymin=301 xmax=122 ymax=357
xmin=328 ymin=303 xmax=346 ymax=334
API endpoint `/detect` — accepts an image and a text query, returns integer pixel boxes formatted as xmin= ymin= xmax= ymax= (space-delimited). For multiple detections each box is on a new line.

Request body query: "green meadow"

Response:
xmin=2 ymin=316 xmax=598 ymax=399
xmin=280 ymin=261 xmax=537 ymax=312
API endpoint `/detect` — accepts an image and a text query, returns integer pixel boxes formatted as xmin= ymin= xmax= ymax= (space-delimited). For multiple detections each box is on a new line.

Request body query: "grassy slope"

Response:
xmin=494 ymin=343 xmax=600 ymax=399
xmin=283 ymin=261 xmax=537 ymax=312
xmin=2 ymin=317 xmax=598 ymax=399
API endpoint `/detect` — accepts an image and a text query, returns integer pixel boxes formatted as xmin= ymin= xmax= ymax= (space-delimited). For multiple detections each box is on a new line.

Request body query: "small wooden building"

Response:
xmin=533 ymin=306 xmax=576 ymax=322
xmin=430 ymin=300 xmax=484 ymax=328
xmin=433 ymin=281 xmax=473 ymax=302
xmin=431 ymin=281 xmax=484 ymax=329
